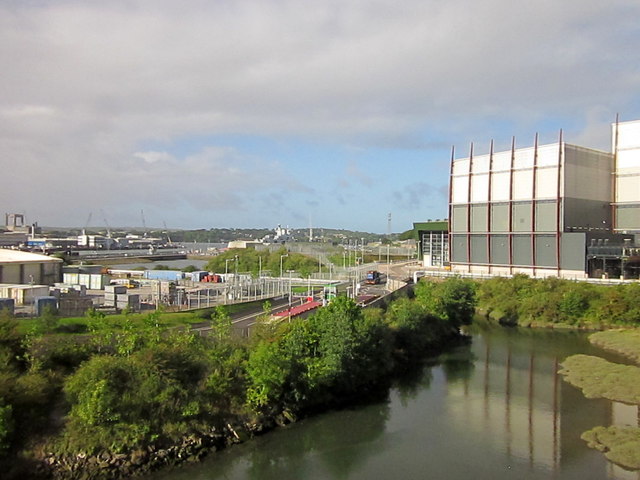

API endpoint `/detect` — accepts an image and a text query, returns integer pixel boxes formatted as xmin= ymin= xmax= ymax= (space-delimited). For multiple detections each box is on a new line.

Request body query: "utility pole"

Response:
xmin=141 ymin=209 xmax=147 ymax=235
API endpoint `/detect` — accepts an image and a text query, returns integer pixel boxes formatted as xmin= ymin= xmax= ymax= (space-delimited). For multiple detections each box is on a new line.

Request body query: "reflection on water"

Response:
xmin=149 ymin=327 xmax=640 ymax=480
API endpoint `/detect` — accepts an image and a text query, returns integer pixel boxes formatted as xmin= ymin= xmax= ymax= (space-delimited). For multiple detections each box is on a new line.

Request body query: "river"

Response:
xmin=148 ymin=325 xmax=640 ymax=480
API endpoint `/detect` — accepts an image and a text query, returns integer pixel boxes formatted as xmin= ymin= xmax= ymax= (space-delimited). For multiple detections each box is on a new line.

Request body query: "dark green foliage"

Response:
xmin=60 ymin=331 xmax=248 ymax=454
xmin=28 ymin=335 xmax=96 ymax=372
xmin=210 ymin=306 xmax=232 ymax=342
xmin=477 ymin=276 xmax=640 ymax=327
xmin=246 ymin=281 xmax=474 ymax=416
xmin=414 ymin=277 xmax=477 ymax=329
xmin=385 ymin=297 xmax=448 ymax=361
xmin=246 ymin=296 xmax=395 ymax=414
xmin=0 ymin=312 xmax=24 ymax=366
xmin=38 ymin=306 xmax=59 ymax=334
xmin=0 ymin=399 xmax=12 ymax=454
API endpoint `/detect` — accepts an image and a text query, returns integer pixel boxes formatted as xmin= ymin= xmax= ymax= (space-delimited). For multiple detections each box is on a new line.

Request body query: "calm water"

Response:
xmin=150 ymin=326 xmax=640 ymax=480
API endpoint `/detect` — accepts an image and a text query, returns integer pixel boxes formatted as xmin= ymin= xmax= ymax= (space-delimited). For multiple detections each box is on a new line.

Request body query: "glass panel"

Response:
xmin=535 ymin=235 xmax=557 ymax=267
xmin=512 ymin=202 xmax=532 ymax=232
xmin=470 ymin=235 xmax=488 ymax=264
xmin=490 ymin=172 xmax=510 ymax=201
xmin=535 ymin=201 xmax=557 ymax=232
xmin=490 ymin=235 xmax=509 ymax=265
xmin=512 ymin=235 xmax=532 ymax=266
xmin=616 ymin=175 xmax=640 ymax=203
xmin=512 ymin=169 xmax=534 ymax=200
xmin=452 ymin=176 xmax=469 ymax=203
xmin=451 ymin=206 xmax=468 ymax=233
xmin=471 ymin=205 xmax=488 ymax=232
xmin=535 ymin=167 xmax=559 ymax=199
xmin=490 ymin=204 xmax=509 ymax=232
xmin=616 ymin=205 xmax=640 ymax=230
xmin=472 ymin=155 xmax=490 ymax=174
xmin=471 ymin=174 xmax=489 ymax=202
xmin=451 ymin=235 xmax=468 ymax=263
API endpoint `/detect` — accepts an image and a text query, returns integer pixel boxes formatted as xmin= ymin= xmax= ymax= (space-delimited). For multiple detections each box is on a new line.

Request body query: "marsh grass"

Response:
xmin=582 ymin=426 xmax=640 ymax=471
xmin=560 ymin=354 xmax=640 ymax=405
xmin=561 ymin=331 xmax=640 ymax=471
xmin=590 ymin=329 xmax=640 ymax=363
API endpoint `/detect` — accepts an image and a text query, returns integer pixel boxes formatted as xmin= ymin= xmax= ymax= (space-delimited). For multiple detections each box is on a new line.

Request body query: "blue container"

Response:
xmin=0 ymin=298 xmax=15 ymax=315
xmin=35 ymin=296 xmax=58 ymax=316
xmin=144 ymin=270 xmax=184 ymax=281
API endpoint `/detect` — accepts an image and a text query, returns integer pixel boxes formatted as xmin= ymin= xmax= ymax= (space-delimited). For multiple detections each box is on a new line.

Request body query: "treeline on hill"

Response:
xmin=0 ymin=278 xmax=476 ymax=479
xmin=205 ymin=247 xmax=322 ymax=278
xmin=477 ymin=274 xmax=640 ymax=328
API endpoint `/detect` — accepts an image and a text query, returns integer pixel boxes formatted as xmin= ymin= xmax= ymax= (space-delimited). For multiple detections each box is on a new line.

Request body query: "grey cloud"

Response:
xmin=393 ymin=182 xmax=434 ymax=210
xmin=2 ymin=0 xmax=639 ymax=227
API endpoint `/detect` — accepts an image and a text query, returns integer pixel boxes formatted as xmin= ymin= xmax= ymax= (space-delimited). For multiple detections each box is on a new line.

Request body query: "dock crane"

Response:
xmin=99 ymin=209 xmax=112 ymax=249
xmin=163 ymin=220 xmax=173 ymax=246
xmin=82 ymin=211 xmax=92 ymax=235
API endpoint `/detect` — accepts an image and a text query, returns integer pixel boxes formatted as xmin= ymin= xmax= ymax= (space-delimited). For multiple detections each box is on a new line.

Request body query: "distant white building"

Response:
xmin=262 ymin=224 xmax=294 ymax=244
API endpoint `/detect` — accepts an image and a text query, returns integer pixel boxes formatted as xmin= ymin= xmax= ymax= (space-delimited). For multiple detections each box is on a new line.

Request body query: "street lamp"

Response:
xmin=225 ymin=258 xmax=232 ymax=275
xmin=287 ymin=269 xmax=293 ymax=313
xmin=280 ymin=254 xmax=289 ymax=277
xmin=234 ymin=254 xmax=239 ymax=301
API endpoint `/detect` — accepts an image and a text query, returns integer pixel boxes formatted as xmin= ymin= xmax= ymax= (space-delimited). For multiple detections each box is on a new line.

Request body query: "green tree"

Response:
xmin=210 ymin=306 xmax=232 ymax=342
xmin=415 ymin=277 xmax=477 ymax=328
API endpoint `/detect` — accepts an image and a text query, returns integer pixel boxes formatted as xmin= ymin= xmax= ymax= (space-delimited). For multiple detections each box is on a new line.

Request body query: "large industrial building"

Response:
xmin=0 ymin=249 xmax=63 ymax=285
xmin=442 ymin=119 xmax=640 ymax=280
xmin=613 ymin=120 xmax=640 ymax=233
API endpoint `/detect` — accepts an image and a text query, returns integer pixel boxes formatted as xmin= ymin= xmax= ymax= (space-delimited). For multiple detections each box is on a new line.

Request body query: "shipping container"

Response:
xmin=105 ymin=285 xmax=127 ymax=294
xmin=190 ymin=271 xmax=210 ymax=282
xmin=143 ymin=270 xmax=184 ymax=281
xmin=11 ymin=285 xmax=50 ymax=305
xmin=0 ymin=298 xmax=14 ymax=315
xmin=35 ymin=296 xmax=58 ymax=316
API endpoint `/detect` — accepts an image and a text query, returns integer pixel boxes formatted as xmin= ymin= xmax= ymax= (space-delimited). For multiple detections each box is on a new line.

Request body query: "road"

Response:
xmin=190 ymin=294 xmax=314 ymax=336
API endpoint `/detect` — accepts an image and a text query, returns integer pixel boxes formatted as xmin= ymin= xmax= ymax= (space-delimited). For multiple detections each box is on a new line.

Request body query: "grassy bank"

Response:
xmin=477 ymin=275 xmax=640 ymax=329
xmin=560 ymin=329 xmax=640 ymax=470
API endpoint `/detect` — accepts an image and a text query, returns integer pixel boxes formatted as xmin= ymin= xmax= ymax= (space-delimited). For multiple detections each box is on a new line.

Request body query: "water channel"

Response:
xmin=149 ymin=325 xmax=640 ymax=480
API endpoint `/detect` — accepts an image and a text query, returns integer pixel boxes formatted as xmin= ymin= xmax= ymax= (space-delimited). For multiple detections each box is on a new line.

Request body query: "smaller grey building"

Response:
xmin=0 ymin=250 xmax=63 ymax=285
xmin=413 ymin=221 xmax=449 ymax=268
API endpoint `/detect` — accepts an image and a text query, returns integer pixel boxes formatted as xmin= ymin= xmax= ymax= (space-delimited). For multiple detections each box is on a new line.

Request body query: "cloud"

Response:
xmin=345 ymin=160 xmax=373 ymax=187
xmin=1 ymin=0 xmax=639 ymax=228
xmin=133 ymin=151 xmax=174 ymax=164
xmin=393 ymin=182 xmax=435 ymax=210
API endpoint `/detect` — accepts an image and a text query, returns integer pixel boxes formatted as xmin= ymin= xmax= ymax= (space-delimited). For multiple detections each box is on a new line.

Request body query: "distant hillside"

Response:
xmin=39 ymin=226 xmax=400 ymax=244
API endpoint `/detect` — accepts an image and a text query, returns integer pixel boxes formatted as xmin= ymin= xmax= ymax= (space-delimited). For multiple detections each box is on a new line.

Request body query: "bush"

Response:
xmin=414 ymin=277 xmax=477 ymax=328
xmin=0 ymin=399 xmax=13 ymax=454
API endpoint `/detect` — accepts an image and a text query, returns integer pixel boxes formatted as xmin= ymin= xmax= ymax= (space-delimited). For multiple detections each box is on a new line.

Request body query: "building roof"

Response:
xmin=0 ymin=249 xmax=63 ymax=264
xmin=413 ymin=221 xmax=448 ymax=232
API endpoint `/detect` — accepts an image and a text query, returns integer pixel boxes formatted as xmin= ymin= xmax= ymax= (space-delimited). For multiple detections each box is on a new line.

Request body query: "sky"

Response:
xmin=2 ymin=0 xmax=640 ymax=234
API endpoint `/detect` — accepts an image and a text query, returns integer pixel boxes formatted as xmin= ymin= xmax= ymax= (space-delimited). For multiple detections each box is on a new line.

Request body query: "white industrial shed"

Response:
xmin=0 ymin=249 xmax=63 ymax=285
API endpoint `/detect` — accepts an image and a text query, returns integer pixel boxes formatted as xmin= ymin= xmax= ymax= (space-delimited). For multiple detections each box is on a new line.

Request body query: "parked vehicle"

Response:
xmin=365 ymin=270 xmax=381 ymax=284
